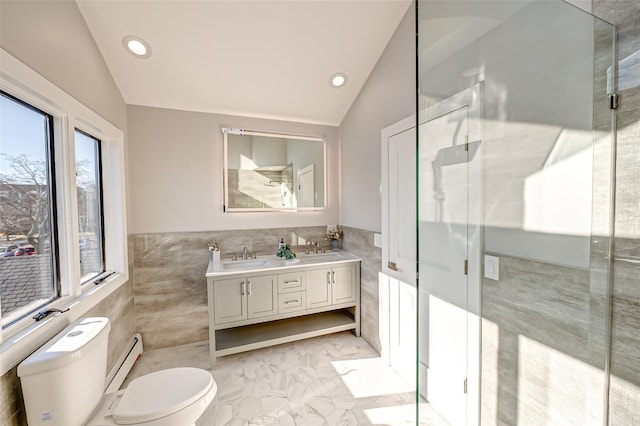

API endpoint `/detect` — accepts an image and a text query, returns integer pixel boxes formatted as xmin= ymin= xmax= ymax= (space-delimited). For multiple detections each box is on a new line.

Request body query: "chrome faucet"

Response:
xmin=242 ymin=246 xmax=249 ymax=260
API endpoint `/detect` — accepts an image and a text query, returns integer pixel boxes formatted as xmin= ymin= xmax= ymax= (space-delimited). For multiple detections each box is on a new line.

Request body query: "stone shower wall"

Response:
xmin=592 ymin=1 xmax=640 ymax=424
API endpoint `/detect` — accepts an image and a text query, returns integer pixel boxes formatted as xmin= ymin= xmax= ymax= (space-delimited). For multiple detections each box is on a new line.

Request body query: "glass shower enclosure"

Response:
xmin=416 ymin=0 xmax=616 ymax=424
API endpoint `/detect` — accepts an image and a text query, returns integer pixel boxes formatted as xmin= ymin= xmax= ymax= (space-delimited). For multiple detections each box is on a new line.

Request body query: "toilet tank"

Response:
xmin=18 ymin=317 xmax=111 ymax=426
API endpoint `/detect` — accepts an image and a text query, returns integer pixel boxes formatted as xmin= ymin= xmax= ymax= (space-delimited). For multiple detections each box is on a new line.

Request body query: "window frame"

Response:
xmin=0 ymin=48 xmax=128 ymax=375
xmin=74 ymin=128 xmax=107 ymax=284
xmin=0 ymin=91 xmax=61 ymax=328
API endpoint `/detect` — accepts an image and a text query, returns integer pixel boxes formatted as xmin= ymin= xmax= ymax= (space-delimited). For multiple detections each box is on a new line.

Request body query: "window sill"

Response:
xmin=0 ymin=272 xmax=128 ymax=376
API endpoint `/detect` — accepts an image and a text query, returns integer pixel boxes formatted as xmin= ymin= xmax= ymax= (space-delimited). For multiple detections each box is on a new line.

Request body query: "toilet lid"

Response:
xmin=113 ymin=367 xmax=214 ymax=425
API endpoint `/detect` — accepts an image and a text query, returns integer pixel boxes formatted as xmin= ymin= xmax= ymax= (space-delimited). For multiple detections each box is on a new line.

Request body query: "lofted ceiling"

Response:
xmin=76 ymin=0 xmax=412 ymax=126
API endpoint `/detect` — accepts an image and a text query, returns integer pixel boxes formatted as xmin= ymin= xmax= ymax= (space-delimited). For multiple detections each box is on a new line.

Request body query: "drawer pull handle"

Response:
xmin=284 ymin=299 xmax=299 ymax=304
xmin=284 ymin=280 xmax=300 ymax=285
xmin=332 ymin=271 xmax=335 ymax=284
xmin=327 ymin=271 xmax=331 ymax=285
xmin=247 ymin=280 xmax=252 ymax=296
xmin=241 ymin=281 xmax=246 ymax=296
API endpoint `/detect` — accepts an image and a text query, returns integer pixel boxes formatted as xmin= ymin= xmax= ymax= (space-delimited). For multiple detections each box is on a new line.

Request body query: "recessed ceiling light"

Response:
xmin=330 ymin=72 xmax=347 ymax=88
xmin=122 ymin=36 xmax=152 ymax=59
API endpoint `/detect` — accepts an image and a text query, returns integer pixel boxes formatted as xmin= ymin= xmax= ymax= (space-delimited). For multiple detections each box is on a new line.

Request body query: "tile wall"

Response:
xmin=341 ymin=226 xmax=383 ymax=354
xmin=132 ymin=226 xmax=330 ymax=350
xmin=480 ymin=255 xmax=601 ymax=424
xmin=592 ymin=1 xmax=640 ymax=424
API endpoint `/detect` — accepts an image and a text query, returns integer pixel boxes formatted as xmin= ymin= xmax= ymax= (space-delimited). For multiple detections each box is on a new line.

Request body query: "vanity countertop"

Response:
xmin=206 ymin=250 xmax=360 ymax=278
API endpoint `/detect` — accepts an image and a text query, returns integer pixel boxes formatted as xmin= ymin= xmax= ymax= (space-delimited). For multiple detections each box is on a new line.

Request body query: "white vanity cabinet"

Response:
xmin=306 ymin=265 xmax=357 ymax=309
xmin=213 ymin=275 xmax=277 ymax=324
xmin=206 ymin=255 xmax=360 ymax=366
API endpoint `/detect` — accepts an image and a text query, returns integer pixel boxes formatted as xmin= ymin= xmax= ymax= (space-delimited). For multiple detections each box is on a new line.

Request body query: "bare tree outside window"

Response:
xmin=0 ymin=92 xmax=57 ymax=324
xmin=0 ymin=154 xmax=52 ymax=252
xmin=75 ymin=130 xmax=105 ymax=281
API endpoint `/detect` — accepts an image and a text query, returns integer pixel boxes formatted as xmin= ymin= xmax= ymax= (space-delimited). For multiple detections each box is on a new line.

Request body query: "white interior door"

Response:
xmin=297 ymin=164 xmax=315 ymax=207
xmin=381 ymin=117 xmax=417 ymax=386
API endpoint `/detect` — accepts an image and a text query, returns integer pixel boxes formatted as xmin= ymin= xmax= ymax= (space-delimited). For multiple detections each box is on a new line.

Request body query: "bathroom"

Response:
xmin=1 ymin=0 xmax=639 ymax=425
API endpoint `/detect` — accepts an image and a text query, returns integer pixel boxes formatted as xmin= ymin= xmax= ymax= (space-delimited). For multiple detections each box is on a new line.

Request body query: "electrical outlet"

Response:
xmin=374 ymin=233 xmax=382 ymax=248
xmin=484 ymin=255 xmax=499 ymax=280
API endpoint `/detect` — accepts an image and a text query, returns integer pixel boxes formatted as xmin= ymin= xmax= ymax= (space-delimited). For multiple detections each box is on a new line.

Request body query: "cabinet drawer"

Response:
xmin=278 ymin=272 xmax=305 ymax=293
xmin=278 ymin=291 xmax=306 ymax=314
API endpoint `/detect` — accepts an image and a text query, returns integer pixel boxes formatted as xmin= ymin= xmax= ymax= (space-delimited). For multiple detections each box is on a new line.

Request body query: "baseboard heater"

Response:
xmin=104 ymin=333 xmax=144 ymax=393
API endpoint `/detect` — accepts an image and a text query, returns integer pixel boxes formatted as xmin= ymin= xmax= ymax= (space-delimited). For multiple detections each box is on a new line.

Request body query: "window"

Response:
xmin=1 ymin=48 xmax=128 ymax=374
xmin=0 ymin=48 xmax=129 ymax=375
xmin=0 ymin=92 xmax=59 ymax=327
xmin=74 ymin=130 xmax=105 ymax=282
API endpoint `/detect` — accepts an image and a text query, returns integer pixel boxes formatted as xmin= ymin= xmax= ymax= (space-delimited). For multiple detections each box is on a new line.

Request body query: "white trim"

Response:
xmin=0 ymin=48 xmax=128 ymax=375
xmin=105 ymin=333 xmax=143 ymax=394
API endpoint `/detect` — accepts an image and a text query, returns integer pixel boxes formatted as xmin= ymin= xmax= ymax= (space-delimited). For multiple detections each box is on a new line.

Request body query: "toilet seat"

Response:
xmin=111 ymin=367 xmax=214 ymax=425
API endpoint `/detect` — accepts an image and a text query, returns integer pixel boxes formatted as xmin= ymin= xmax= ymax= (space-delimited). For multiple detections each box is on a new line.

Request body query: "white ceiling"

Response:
xmin=76 ymin=1 xmax=412 ymax=126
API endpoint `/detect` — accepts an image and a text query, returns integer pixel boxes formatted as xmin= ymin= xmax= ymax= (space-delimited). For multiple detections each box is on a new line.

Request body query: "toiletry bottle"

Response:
xmin=279 ymin=238 xmax=285 ymax=250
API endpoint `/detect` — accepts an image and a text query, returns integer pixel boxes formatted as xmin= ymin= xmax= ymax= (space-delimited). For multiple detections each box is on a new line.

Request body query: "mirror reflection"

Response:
xmin=223 ymin=129 xmax=325 ymax=211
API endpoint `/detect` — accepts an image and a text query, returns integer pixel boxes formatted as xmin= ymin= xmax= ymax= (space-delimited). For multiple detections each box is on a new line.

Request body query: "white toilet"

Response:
xmin=18 ymin=317 xmax=216 ymax=426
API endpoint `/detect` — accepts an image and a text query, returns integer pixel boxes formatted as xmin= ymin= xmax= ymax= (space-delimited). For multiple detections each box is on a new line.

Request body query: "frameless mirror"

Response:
xmin=223 ymin=129 xmax=326 ymax=211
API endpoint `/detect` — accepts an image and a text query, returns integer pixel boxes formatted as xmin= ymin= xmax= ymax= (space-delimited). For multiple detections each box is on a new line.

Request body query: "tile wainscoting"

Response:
xmin=133 ymin=226 xmax=333 ymax=351
xmin=341 ymin=226 xmax=383 ymax=354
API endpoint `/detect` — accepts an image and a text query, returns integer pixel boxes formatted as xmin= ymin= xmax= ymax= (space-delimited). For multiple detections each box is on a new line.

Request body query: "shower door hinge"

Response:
xmin=464 ymin=259 xmax=468 ymax=275
xmin=609 ymin=93 xmax=619 ymax=110
xmin=464 ymin=378 xmax=468 ymax=394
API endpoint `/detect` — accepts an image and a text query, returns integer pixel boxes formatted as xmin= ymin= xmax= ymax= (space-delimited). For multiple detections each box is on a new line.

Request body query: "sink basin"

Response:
xmin=222 ymin=258 xmax=269 ymax=270
xmin=300 ymin=252 xmax=343 ymax=262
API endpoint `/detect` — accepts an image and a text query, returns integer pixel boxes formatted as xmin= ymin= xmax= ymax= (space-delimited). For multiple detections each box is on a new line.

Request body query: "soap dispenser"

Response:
xmin=279 ymin=238 xmax=285 ymax=250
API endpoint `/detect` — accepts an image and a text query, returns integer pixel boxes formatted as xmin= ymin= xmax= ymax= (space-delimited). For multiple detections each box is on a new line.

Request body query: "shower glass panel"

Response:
xmin=416 ymin=1 xmax=615 ymax=425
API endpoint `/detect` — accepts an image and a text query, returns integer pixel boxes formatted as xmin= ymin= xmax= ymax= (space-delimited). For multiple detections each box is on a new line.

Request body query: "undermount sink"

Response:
xmin=300 ymin=252 xmax=343 ymax=262
xmin=222 ymin=258 xmax=269 ymax=270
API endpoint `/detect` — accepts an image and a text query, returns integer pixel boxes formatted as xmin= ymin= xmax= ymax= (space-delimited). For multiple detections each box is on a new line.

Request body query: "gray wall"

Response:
xmin=0 ymin=2 xmax=132 ymax=425
xmin=127 ymin=105 xmax=339 ymax=234
xmin=338 ymin=5 xmax=416 ymax=354
xmin=0 ymin=0 xmax=126 ymax=132
xmin=340 ymin=5 xmax=416 ymax=233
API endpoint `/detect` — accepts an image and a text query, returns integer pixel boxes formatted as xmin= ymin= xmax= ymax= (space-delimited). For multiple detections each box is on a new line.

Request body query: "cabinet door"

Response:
xmin=306 ymin=268 xmax=332 ymax=309
xmin=214 ymin=277 xmax=247 ymax=324
xmin=246 ymin=275 xmax=277 ymax=319
xmin=332 ymin=265 xmax=356 ymax=305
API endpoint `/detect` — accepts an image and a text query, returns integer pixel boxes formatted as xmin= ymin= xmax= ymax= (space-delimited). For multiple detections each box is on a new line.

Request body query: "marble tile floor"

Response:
xmin=122 ymin=332 xmax=449 ymax=426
